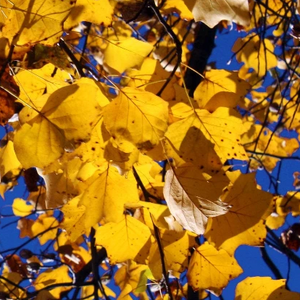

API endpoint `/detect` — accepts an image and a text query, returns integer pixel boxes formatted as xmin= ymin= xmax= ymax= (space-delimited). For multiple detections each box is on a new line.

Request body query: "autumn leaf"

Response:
xmin=103 ymin=87 xmax=169 ymax=152
xmin=95 ymin=215 xmax=151 ymax=264
xmin=187 ymin=242 xmax=243 ymax=294
xmin=64 ymin=0 xmax=113 ymax=29
xmin=148 ymin=228 xmax=195 ymax=278
xmin=165 ymin=107 xmax=248 ymax=173
xmin=183 ymin=0 xmax=250 ymax=27
xmin=232 ymin=34 xmax=277 ymax=78
xmin=2 ymin=0 xmax=75 ymax=45
xmin=103 ymin=38 xmax=153 ymax=74
xmin=34 ymin=265 xmax=72 ymax=298
xmin=163 ymin=165 xmax=230 ymax=234
xmin=235 ymin=277 xmax=300 ymax=300
xmin=31 ymin=213 xmax=59 ymax=245
xmin=12 ymin=198 xmax=34 ymax=217
xmin=194 ymin=69 xmax=251 ymax=111
xmin=205 ymin=172 xmax=273 ymax=254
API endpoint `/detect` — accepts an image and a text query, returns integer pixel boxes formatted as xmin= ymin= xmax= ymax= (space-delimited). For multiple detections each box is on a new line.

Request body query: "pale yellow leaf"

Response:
xmin=183 ymin=0 xmax=250 ymax=27
xmin=163 ymin=165 xmax=230 ymax=234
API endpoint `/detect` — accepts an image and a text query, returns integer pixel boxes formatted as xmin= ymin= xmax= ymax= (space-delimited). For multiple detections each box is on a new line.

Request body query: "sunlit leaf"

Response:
xmin=31 ymin=213 xmax=59 ymax=245
xmin=12 ymin=198 xmax=34 ymax=217
xmin=3 ymin=0 xmax=75 ymax=45
xmin=95 ymin=215 xmax=151 ymax=264
xmin=205 ymin=172 xmax=273 ymax=254
xmin=194 ymin=69 xmax=251 ymax=111
xmin=34 ymin=265 xmax=72 ymax=298
xmin=187 ymin=242 xmax=242 ymax=294
xmin=103 ymin=87 xmax=169 ymax=152
xmin=103 ymin=38 xmax=153 ymax=74
xmin=235 ymin=277 xmax=300 ymax=300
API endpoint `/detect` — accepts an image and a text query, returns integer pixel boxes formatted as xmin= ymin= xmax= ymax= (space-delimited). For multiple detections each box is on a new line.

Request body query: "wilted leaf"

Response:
xmin=183 ymin=0 xmax=250 ymax=27
xmin=95 ymin=215 xmax=151 ymax=264
xmin=187 ymin=242 xmax=242 ymax=294
xmin=163 ymin=166 xmax=230 ymax=235
xmin=235 ymin=277 xmax=300 ymax=300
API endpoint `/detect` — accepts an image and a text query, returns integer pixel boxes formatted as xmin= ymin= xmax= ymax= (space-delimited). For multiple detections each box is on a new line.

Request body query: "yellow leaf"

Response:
xmin=103 ymin=38 xmax=153 ymax=74
xmin=95 ymin=215 xmax=151 ymax=264
xmin=42 ymin=78 xmax=108 ymax=143
xmin=187 ymin=242 xmax=242 ymax=294
xmin=103 ymin=87 xmax=169 ymax=152
xmin=183 ymin=0 xmax=250 ymax=27
xmin=32 ymin=214 xmax=59 ymax=245
xmin=205 ymin=172 xmax=273 ymax=254
xmin=12 ymin=198 xmax=34 ymax=217
xmin=124 ymin=57 xmax=176 ymax=101
xmin=115 ymin=261 xmax=147 ymax=298
xmin=64 ymin=0 xmax=113 ymax=28
xmin=194 ymin=69 xmax=251 ymax=111
xmin=0 ymin=272 xmax=25 ymax=299
xmin=81 ymin=284 xmax=116 ymax=300
xmin=148 ymin=229 xmax=195 ymax=279
xmin=34 ymin=265 xmax=72 ymax=298
xmin=163 ymin=165 xmax=230 ymax=234
xmin=165 ymin=108 xmax=247 ymax=173
xmin=14 ymin=116 xmax=65 ymax=169
xmin=162 ymin=0 xmax=194 ymax=19
xmin=3 ymin=0 xmax=74 ymax=45
xmin=232 ymin=35 xmax=277 ymax=78
xmin=0 ymin=138 xmax=21 ymax=180
xmin=235 ymin=277 xmax=300 ymax=300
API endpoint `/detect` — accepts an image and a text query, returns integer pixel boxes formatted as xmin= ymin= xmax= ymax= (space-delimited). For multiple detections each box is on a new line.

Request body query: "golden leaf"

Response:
xmin=95 ymin=215 xmax=151 ymax=264
xmin=12 ymin=198 xmax=33 ymax=217
xmin=187 ymin=242 xmax=242 ymax=294
xmin=194 ymin=69 xmax=251 ymax=111
xmin=103 ymin=87 xmax=169 ymax=152
xmin=34 ymin=265 xmax=72 ymax=298
xmin=235 ymin=277 xmax=300 ymax=300
xmin=205 ymin=172 xmax=273 ymax=254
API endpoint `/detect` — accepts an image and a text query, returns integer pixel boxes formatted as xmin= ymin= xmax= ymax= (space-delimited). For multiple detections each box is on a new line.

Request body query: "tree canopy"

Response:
xmin=0 ymin=0 xmax=300 ymax=299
